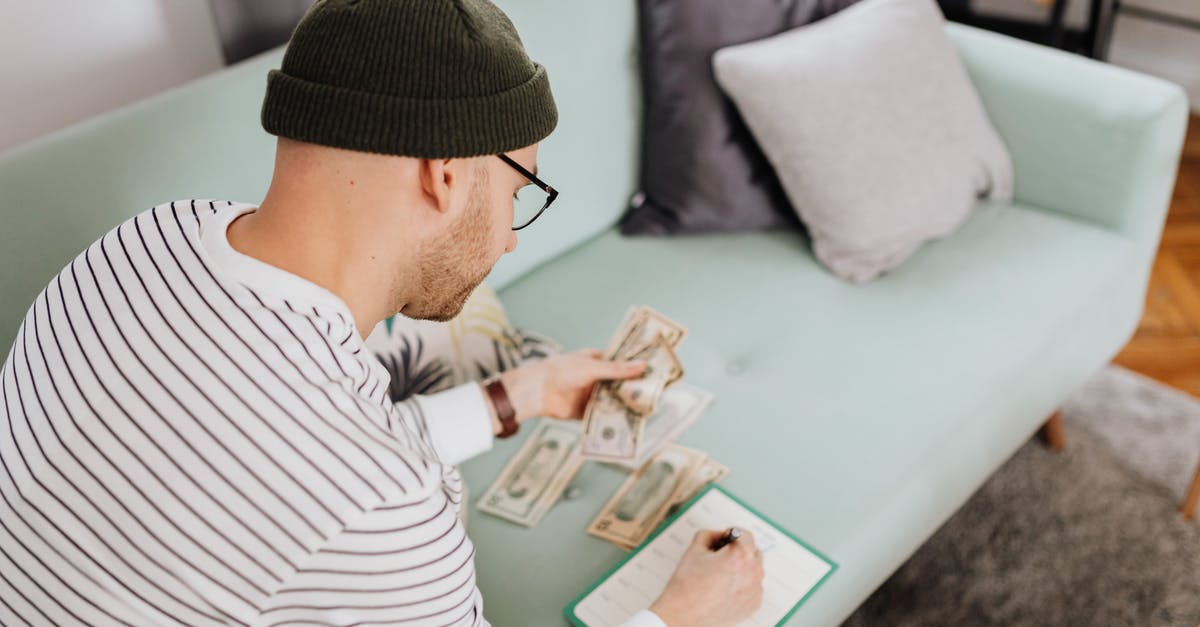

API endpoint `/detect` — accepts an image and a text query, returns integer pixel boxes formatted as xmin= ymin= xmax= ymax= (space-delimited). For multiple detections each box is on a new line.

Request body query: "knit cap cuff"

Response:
xmin=261 ymin=63 xmax=558 ymax=159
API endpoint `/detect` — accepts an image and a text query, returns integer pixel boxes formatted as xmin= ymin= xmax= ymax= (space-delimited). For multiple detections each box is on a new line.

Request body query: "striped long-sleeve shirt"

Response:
xmin=0 ymin=200 xmax=500 ymax=626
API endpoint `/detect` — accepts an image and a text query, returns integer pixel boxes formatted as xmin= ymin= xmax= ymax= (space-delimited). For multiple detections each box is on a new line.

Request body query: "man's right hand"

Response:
xmin=648 ymin=529 xmax=766 ymax=627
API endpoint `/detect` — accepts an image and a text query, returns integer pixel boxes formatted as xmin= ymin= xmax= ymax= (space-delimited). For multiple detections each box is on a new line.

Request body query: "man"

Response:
xmin=0 ymin=0 xmax=764 ymax=625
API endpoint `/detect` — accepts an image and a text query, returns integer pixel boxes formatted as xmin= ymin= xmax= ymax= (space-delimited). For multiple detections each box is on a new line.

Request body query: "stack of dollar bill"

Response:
xmin=581 ymin=306 xmax=689 ymax=463
xmin=477 ymin=306 xmax=729 ymax=550
xmin=586 ymin=443 xmax=728 ymax=550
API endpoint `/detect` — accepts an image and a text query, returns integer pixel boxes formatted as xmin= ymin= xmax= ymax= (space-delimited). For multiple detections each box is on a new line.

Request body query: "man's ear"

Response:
xmin=418 ymin=158 xmax=456 ymax=215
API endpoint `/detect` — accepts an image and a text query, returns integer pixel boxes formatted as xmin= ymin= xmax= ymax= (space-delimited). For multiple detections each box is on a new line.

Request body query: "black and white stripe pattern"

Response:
xmin=0 ymin=200 xmax=485 ymax=626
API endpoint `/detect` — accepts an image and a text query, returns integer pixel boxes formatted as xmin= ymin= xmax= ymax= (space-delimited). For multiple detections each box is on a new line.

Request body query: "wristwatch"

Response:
xmin=484 ymin=377 xmax=519 ymax=439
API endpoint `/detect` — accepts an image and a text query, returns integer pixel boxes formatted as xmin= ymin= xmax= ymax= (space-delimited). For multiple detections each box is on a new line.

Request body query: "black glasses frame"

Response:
xmin=498 ymin=153 xmax=558 ymax=230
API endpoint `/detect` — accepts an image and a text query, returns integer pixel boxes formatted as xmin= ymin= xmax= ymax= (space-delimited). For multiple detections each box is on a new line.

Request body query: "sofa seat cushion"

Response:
xmin=461 ymin=201 xmax=1141 ymax=624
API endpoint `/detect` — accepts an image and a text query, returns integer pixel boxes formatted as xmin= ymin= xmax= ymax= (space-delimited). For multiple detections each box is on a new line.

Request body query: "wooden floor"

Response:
xmin=1113 ymin=114 xmax=1200 ymax=394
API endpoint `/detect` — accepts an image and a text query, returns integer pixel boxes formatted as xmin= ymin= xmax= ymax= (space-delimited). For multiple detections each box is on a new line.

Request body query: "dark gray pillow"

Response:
xmin=620 ymin=0 xmax=861 ymax=236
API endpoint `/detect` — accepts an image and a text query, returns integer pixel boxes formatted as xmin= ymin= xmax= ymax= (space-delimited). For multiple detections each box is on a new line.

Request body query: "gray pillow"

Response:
xmin=712 ymin=0 xmax=1014 ymax=282
xmin=618 ymin=0 xmax=861 ymax=236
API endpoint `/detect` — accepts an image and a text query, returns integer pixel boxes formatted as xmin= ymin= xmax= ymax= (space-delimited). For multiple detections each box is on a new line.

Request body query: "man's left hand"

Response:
xmin=497 ymin=349 xmax=646 ymax=427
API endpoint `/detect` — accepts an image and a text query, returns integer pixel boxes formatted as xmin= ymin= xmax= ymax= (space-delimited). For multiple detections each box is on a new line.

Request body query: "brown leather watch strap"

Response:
xmin=484 ymin=378 xmax=519 ymax=439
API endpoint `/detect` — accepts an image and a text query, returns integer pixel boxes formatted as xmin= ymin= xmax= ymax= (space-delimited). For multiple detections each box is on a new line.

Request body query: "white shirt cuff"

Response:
xmin=620 ymin=609 xmax=667 ymax=627
xmin=413 ymin=382 xmax=494 ymax=466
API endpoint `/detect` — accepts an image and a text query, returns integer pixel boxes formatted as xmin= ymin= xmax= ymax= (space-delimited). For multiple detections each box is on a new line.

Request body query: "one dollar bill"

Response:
xmin=613 ymin=382 xmax=714 ymax=470
xmin=476 ymin=420 xmax=585 ymax=527
xmin=612 ymin=335 xmax=683 ymax=416
xmin=621 ymin=457 xmax=731 ymax=550
xmin=586 ymin=443 xmax=708 ymax=548
xmin=581 ymin=306 xmax=688 ymax=462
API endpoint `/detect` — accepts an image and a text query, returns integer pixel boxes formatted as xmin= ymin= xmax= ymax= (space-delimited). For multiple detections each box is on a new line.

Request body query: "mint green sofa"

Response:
xmin=0 ymin=2 xmax=1188 ymax=624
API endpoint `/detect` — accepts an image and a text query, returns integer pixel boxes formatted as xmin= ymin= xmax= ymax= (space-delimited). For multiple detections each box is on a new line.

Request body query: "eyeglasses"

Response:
xmin=498 ymin=153 xmax=558 ymax=231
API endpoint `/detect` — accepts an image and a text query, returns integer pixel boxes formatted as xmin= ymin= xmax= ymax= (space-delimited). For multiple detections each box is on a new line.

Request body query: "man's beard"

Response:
xmin=403 ymin=173 xmax=495 ymax=322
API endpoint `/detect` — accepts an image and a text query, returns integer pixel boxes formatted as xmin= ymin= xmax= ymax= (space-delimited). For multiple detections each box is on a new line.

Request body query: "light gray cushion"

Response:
xmin=618 ymin=0 xmax=861 ymax=236
xmin=711 ymin=0 xmax=1014 ymax=283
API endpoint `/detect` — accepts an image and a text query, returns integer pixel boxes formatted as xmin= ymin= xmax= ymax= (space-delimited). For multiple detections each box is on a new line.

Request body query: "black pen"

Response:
xmin=709 ymin=526 xmax=741 ymax=551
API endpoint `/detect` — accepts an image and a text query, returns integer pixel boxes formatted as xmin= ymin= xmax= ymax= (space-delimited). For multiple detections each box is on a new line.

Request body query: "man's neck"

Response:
xmin=224 ymin=194 xmax=413 ymax=340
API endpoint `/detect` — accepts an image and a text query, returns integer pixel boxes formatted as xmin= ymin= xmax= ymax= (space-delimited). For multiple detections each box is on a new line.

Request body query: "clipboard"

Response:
xmin=565 ymin=483 xmax=837 ymax=626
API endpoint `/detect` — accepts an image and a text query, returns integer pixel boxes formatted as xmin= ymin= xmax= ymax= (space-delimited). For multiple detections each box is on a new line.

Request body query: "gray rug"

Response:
xmin=842 ymin=366 xmax=1200 ymax=626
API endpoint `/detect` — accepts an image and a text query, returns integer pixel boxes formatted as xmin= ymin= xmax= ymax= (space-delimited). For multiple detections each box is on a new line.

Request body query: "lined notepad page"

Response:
xmin=573 ymin=488 xmax=833 ymax=626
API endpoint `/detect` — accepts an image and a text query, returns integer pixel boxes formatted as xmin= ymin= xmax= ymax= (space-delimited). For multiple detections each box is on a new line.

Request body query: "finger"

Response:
xmin=596 ymin=359 xmax=646 ymax=381
xmin=585 ymin=381 xmax=599 ymax=399
xmin=578 ymin=348 xmax=604 ymax=359
xmin=691 ymin=529 xmax=726 ymax=548
xmin=735 ymin=530 xmax=759 ymax=555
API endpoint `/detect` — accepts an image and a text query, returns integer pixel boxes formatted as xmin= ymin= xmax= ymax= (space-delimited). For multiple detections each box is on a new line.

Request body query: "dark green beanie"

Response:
xmin=261 ymin=0 xmax=557 ymax=159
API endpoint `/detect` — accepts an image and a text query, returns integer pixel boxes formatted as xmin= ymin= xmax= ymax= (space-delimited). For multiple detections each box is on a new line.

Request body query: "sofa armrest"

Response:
xmin=946 ymin=23 xmax=1189 ymax=254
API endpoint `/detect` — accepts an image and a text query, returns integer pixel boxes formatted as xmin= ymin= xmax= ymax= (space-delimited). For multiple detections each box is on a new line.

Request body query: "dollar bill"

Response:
xmin=613 ymin=383 xmax=714 ymax=470
xmin=652 ymin=458 xmax=728 ymax=528
xmin=612 ymin=457 xmax=730 ymax=551
xmin=582 ymin=306 xmax=688 ymax=462
xmin=605 ymin=306 xmax=687 ymax=359
xmin=579 ymin=384 xmax=643 ymax=462
xmin=587 ymin=443 xmax=708 ymax=548
xmin=476 ymin=420 xmax=585 ymax=527
xmin=611 ymin=335 xmax=684 ymax=416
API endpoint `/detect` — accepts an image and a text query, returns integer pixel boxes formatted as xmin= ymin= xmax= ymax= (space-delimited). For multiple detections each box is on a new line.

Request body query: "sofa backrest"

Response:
xmin=0 ymin=0 xmax=641 ymax=352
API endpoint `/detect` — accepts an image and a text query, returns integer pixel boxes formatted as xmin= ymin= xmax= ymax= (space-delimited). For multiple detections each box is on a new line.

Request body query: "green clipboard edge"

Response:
xmin=564 ymin=483 xmax=838 ymax=626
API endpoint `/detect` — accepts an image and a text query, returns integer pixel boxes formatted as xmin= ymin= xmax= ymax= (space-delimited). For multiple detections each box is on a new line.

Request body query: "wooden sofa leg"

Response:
xmin=1183 ymin=459 xmax=1200 ymax=521
xmin=1039 ymin=411 xmax=1066 ymax=452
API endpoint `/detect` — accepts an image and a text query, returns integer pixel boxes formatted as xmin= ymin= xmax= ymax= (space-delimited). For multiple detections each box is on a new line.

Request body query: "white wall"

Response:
xmin=1109 ymin=0 xmax=1200 ymax=112
xmin=0 ymin=0 xmax=225 ymax=154
xmin=974 ymin=0 xmax=1200 ymax=112
xmin=0 ymin=0 xmax=1195 ymax=157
